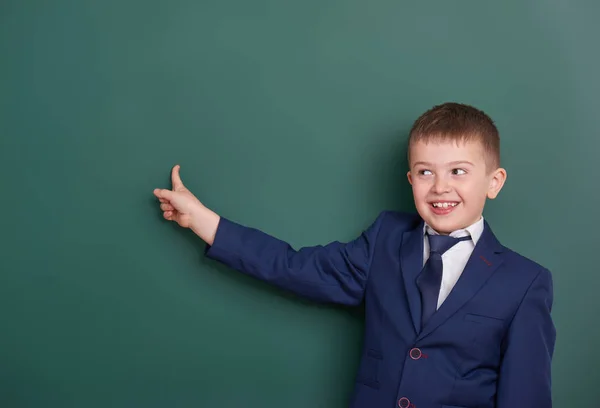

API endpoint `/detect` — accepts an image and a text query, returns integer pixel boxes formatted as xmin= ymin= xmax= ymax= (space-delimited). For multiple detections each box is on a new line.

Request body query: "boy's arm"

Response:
xmin=495 ymin=268 xmax=556 ymax=408
xmin=202 ymin=212 xmax=386 ymax=305
xmin=154 ymin=164 xmax=386 ymax=305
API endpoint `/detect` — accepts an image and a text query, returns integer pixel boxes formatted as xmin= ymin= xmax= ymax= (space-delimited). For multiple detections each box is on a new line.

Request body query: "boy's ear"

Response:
xmin=407 ymin=171 xmax=413 ymax=185
xmin=487 ymin=167 xmax=507 ymax=199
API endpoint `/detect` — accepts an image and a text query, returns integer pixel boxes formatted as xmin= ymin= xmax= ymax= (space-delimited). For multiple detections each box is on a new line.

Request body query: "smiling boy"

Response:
xmin=154 ymin=102 xmax=555 ymax=408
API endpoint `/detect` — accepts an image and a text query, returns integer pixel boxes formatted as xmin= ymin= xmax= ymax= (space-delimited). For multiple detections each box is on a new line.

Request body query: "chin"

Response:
xmin=430 ymin=222 xmax=459 ymax=234
xmin=418 ymin=208 xmax=468 ymax=234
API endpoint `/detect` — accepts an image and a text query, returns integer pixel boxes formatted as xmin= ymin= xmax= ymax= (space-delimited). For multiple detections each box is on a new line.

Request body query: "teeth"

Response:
xmin=432 ymin=202 xmax=458 ymax=208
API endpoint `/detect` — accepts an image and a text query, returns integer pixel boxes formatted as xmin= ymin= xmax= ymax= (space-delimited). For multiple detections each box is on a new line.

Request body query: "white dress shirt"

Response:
xmin=423 ymin=216 xmax=485 ymax=309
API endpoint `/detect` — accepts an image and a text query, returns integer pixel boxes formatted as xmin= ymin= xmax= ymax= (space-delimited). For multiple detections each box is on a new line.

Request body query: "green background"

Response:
xmin=1 ymin=0 xmax=598 ymax=406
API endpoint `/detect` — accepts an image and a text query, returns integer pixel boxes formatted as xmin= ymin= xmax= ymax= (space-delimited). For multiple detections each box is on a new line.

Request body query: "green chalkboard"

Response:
xmin=1 ymin=0 xmax=598 ymax=406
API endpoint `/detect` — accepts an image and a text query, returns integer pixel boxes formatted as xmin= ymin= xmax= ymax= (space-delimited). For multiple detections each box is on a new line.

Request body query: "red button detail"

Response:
xmin=409 ymin=348 xmax=422 ymax=360
xmin=398 ymin=397 xmax=410 ymax=408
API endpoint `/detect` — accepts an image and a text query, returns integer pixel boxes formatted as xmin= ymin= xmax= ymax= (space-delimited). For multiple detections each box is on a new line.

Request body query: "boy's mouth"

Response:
xmin=429 ymin=201 xmax=459 ymax=215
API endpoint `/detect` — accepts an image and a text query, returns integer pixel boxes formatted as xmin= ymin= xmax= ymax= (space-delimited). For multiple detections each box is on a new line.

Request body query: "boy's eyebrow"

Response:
xmin=412 ymin=161 xmax=432 ymax=167
xmin=412 ymin=160 xmax=475 ymax=167
xmin=448 ymin=160 xmax=475 ymax=166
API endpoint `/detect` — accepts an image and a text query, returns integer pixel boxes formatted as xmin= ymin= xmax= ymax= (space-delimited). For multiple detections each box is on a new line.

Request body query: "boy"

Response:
xmin=153 ymin=103 xmax=555 ymax=408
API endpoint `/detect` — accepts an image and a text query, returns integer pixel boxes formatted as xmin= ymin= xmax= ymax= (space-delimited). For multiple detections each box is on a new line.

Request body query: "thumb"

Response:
xmin=171 ymin=164 xmax=185 ymax=191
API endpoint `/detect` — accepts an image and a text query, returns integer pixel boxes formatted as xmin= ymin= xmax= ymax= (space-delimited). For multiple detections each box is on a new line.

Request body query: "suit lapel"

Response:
xmin=416 ymin=220 xmax=504 ymax=341
xmin=400 ymin=223 xmax=425 ymax=334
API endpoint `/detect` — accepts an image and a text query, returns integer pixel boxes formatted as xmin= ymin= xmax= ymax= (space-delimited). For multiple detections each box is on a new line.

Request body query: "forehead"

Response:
xmin=409 ymin=140 xmax=486 ymax=165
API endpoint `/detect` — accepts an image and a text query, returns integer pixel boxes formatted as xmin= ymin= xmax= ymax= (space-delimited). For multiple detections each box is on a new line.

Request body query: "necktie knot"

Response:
xmin=427 ymin=234 xmax=471 ymax=256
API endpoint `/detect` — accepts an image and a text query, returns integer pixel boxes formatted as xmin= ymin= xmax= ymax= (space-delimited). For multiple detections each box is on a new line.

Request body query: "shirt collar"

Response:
xmin=423 ymin=216 xmax=485 ymax=246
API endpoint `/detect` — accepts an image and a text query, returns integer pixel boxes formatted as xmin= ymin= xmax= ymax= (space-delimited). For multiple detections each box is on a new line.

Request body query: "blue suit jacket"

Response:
xmin=205 ymin=210 xmax=556 ymax=408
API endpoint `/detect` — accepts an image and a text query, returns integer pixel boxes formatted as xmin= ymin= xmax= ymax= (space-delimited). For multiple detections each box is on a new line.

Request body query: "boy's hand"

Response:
xmin=153 ymin=164 xmax=220 ymax=245
xmin=153 ymin=165 xmax=220 ymax=245
xmin=153 ymin=165 xmax=205 ymax=228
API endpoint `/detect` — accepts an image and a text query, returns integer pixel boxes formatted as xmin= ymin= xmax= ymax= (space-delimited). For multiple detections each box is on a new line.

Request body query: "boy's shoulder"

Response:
xmin=495 ymin=242 xmax=553 ymax=285
xmin=374 ymin=209 xmax=423 ymax=231
xmin=478 ymin=218 xmax=552 ymax=278
xmin=477 ymin=219 xmax=553 ymax=289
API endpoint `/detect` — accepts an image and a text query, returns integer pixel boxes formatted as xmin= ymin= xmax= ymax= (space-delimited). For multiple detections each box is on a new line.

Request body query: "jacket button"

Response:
xmin=409 ymin=347 xmax=422 ymax=360
xmin=398 ymin=397 xmax=410 ymax=407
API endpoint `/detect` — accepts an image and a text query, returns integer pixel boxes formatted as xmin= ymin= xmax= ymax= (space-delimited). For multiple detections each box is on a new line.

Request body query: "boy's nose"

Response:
xmin=432 ymin=177 xmax=451 ymax=194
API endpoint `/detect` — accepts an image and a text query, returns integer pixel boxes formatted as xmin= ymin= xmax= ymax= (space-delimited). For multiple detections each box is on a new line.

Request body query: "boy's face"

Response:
xmin=407 ymin=139 xmax=506 ymax=234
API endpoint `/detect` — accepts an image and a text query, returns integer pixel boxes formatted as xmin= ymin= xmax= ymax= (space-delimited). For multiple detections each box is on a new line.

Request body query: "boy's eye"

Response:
xmin=452 ymin=168 xmax=466 ymax=175
xmin=419 ymin=170 xmax=433 ymax=176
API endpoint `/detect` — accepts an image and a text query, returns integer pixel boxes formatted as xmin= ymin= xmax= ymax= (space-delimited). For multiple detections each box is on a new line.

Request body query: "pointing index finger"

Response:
xmin=153 ymin=188 xmax=173 ymax=200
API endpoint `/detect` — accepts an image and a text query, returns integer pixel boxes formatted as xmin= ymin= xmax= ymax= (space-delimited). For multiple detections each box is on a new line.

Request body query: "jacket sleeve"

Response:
xmin=496 ymin=267 xmax=557 ymax=407
xmin=204 ymin=211 xmax=388 ymax=305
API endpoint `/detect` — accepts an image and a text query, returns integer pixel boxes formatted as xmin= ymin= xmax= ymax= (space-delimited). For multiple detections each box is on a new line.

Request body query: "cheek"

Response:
xmin=458 ymin=181 xmax=489 ymax=203
xmin=411 ymin=182 xmax=429 ymax=200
